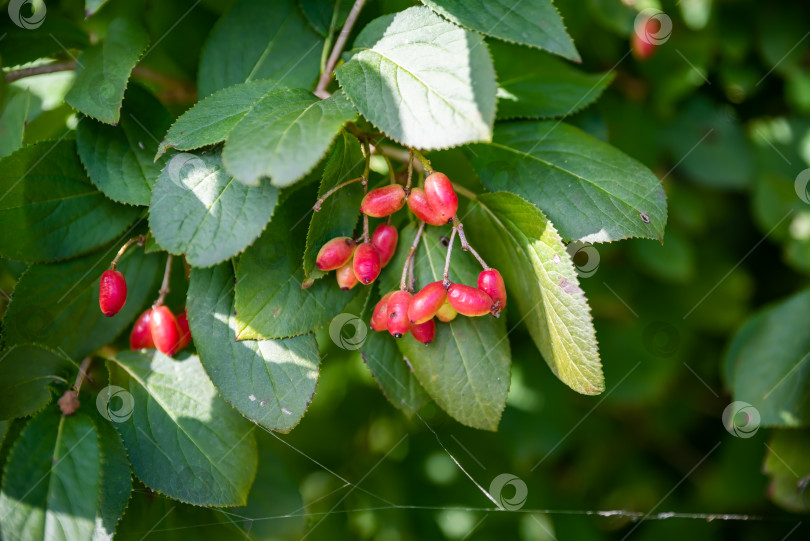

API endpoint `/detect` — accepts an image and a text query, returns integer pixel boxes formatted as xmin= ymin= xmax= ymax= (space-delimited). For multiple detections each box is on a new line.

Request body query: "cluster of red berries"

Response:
xmin=315 ymin=171 xmax=506 ymax=345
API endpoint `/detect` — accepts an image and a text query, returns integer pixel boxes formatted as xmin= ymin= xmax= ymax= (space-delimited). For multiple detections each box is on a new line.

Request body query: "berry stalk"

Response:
xmin=442 ymin=226 xmax=458 ymax=288
xmin=153 ymin=254 xmax=173 ymax=307
xmin=110 ymin=235 xmax=146 ymax=270
xmin=361 ymin=140 xmax=371 ymax=242
xmin=456 ymin=220 xmax=489 ymax=270
xmin=400 ymin=221 xmax=425 ymax=291
xmin=312 ymin=176 xmax=363 ymax=212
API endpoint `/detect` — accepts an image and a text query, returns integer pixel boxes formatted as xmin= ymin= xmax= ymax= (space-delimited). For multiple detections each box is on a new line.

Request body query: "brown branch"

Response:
xmin=5 ymin=60 xmax=77 ymax=82
xmin=314 ymin=0 xmax=367 ymax=98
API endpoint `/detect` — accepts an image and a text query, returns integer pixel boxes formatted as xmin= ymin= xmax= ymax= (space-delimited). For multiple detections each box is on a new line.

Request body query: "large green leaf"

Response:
xmin=0 ymin=345 xmax=77 ymax=420
xmin=149 ymin=151 xmax=279 ymax=267
xmin=491 ymin=41 xmax=613 ymax=120
xmin=77 ymin=85 xmax=172 ymax=206
xmin=156 ymin=80 xmax=281 ymax=158
xmin=0 ymin=140 xmax=141 ymax=262
xmin=197 ymin=0 xmax=322 ymax=97
xmin=467 ymin=121 xmax=667 ymax=243
xmin=764 ymin=430 xmax=810 ymax=512
xmin=361 ymin=330 xmax=429 ymax=417
xmin=0 ymin=13 xmax=88 ymax=67
xmin=302 ymin=131 xmax=364 ymax=283
xmin=91 ymin=408 xmax=132 ymax=541
xmin=108 ymin=350 xmax=258 ymax=506
xmin=222 ymin=89 xmax=357 ymax=187
xmin=335 ymin=6 xmax=497 ymax=150
xmin=0 ymin=89 xmax=30 ymax=159
xmin=466 ymin=192 xmax=604 ymax=395
xmin=234 ymin=189 xmax=364 ymax=340
xmin=187 ymin=264 xmax=320 ymax=432
xmin=729 ymin=290 xmax=810 ymax=427
xmin=65 ymin=18 xmax=150 ymax=124
xmin=2 ymin=246 xmax=162 ymax=359
xmin=420 ymin=0 xmax=579 ymax=61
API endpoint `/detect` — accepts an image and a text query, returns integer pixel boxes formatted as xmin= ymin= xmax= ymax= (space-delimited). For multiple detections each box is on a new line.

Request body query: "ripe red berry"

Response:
xmin=371 ymin=291 xmax=395 ymax=331
xmin=478 ymin=269 xmax=507 ymax=317
xmin=407 ymin=281 xmax=447 ymax=324
xmin=176 ymin=311 xmax=192 ymax=351
xmin=411 ymin=318 xmax=436 ymax=345
xmin=424 ymin=172 xmax=458 ymax=223
xmin=359 ymin=185 xmax=406 ymax=217
xmin=435 ymin=300 xmax=457 ymax=323
xmin=371 ymin=223 xmax=398 ymax=267
xmin=99 ymin=269 xmax=127 ymax=316
xmin=406 ymin=188 xmax=445 ymax=226
xmin=632 ymin=18 xmax=658 ymax=60
xmin=150 ymin=305 xmax=182 ymax=356
xmin=447 ymin=283 xmax=494 ymax=317
xmin=352 ymin=242 xmax=381 ymax=285
xmin=336 ymin=259 xmax=359 ymax=290
xmin=129 ymin=309 xmax=155 ymax=350
xmin=387 ymin=290 xmax=412 ymax=338
xmin=316 ymin=237 xmax=356 ymax=271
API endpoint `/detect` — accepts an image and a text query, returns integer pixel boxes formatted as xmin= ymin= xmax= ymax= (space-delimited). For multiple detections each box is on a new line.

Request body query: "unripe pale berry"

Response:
xmin=360 ymin=185 xmax=406 ymax=217
xmin=316 ymin=237 xmax=356 ymax=271
xmin=130 ymin=309 xmax=155 ymax=350
xmin=411 ymin=318 xmax=436 ymax=345
xmin=150 ymin=305 xmax=182 ymax=356
xmin=387 ymin=290 xmax=412 ymax=338
xmin=408 ymin=281 xmax=447 ymax=324
xmin=406 ymin=188 xmax=446 ymax=226
xmin=371 ymin=223 xmax=398 ymax=267
xmin=99 ymin=269 xmax=127 ymax=316
xmin=336 ymin=259 xmax=359 ymax=290
xmin=447 ymin=283 xmax=494 ymax=317
xmin=352 ymin=242 xmax=382 ymax=284
xmin=424 ymin=172 xmax=458 ymax=223
xmin=435 ymin=300 xmax=458 ymax=323
xmin=478 ymin=269 xmax=507 ymax=317
xmin=371 ymin=291 xmax=395 ymax=331
xmin=176 ymin=311 xmax=192 ymax=351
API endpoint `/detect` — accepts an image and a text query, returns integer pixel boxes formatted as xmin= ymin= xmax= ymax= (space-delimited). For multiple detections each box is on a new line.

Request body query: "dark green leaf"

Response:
xmin=361 ymin=330 xmax=429 ymax=417
xmin=0 ymin=344 xmax=76 ymax=420
xmin=0 ymin=13 xmax=88 ymax=67
xmin=764 ymin=430 xmax=810 ymax=512
xmin=91 ymin=407 xmax=132 ymax=541
xmin=300 ymin=0 xmax=351 ymax=37
xmin=0 ymin=89 xmax=30 ymax=159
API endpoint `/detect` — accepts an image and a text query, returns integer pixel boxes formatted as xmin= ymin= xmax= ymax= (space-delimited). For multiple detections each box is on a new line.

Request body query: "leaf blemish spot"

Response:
xmin=640 ymin=212 xmax=650 ymax=223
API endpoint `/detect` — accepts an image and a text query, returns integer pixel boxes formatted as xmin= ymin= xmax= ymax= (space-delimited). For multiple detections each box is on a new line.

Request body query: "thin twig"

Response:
xmin=456 ymin=220 xmax=489 ymax=270
xmin=314 ymin=0 xmax=367 ymax=98
xmin=361 ymin=140 xmax=371 ymax=242
xmin=110 ymin=235 xmax=146 ymax=270
xmin=5 ymin=60 xmax=77 ymax=82
xmin=400 ymin=222 xmax=426 ymax=290
xmin=58 ymin=356 xmax=93 ymax=416
xmin=405 ymin=151 xmax=414 ymax=197
xmin=153 ymin=254 xmax=173 ymax=307
xmin=73 ymin=357 xmax=93 ymax=392
xmin=313 ymin=177 xmax=363 ymax=211
xmin=442 ymin=226 xmax=458 ymax=288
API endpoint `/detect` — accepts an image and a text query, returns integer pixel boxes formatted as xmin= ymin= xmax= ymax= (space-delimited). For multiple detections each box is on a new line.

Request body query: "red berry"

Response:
xmin=632 ymin=17 xmax=658 ymax=60
xmin=406 ymin=188 xmax=446 ymax=226
xmin=411 ymin=318 xmax=436 ymax=345
xmin=447 ymin=283 xmax=494 ymax=317
xmin=424 ymin=172 xmax=458 ymax=223
xmin=150 ymin=305 xmax=182 ymax=356
xmin=359 ymin=185 xmax=406 ymax=217
xmin=387 ymin=290 xmax=412 ymax=338
xmin=478 ymin=269 xmax=507 ymax=317
xmin=336 ymin=259 xmax=358 ymax=290
xmin=371 ymin=291 xmax=395 ymax=332
xmin=316 ymin=237 xmax=356 ymax=271
xmin=435 ymin=300 xmax=457 ymax=322
xmin=352 ymin=242 xmax=381 ymax=285
xmin=371 ymin=224 xmax=398 ymax=267
xmin=99 ymin=269 xmax=127 ymax=316
xmin=176 ymin=311 xmax=192 ymax=351
xmin=407 ymin=281 xmax=447 ymax=324
xmin=130 ymin=309 xmax=154 ymax=350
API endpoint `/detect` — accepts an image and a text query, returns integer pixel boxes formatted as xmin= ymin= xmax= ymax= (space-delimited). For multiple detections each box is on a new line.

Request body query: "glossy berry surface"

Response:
xmin=387 ymin=290 xmax=412 ymax=338
xmin=447 ymin=284 xmax=494 ymax=317
xmin=411 ymin=318 xmax=436 ymax=345
xmin=371 ymin=291 xmax=395 ymax=331
xmin=336 ymin=259 xmax=359 ymax=290
xmin=371 ymin=224 xmax=398 ymax=267
xmin=99 ymin=269 xmax=127 ymax=316
xmin=406 ymin=188 xmax=446 ymax=226
xmin=359 ymin=185 xmax=406 ymax=217
xmin=176 ymin=311 xmax=192 ymax=351
xmin=424 ymin=172 xmax=458 ymax=223
xmin=150 ymin=305 xmax=182 ymax=356
xmin=478 ymin=269 xmax=507 ymax=317
xmin=316 ymin=237 xmax=356 ymax=271
xmin=352 ymin=242 xmax=381 ymax=284
xmin=129 ymin=309 xmax=155 ymax=350
xmin=408 ymin=281 xmax=447 ymax=324
xmin=435 ymin=300 xmax=458 ymax=323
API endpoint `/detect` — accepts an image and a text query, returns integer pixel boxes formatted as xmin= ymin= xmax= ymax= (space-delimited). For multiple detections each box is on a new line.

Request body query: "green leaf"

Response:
xmin=187 ymin=263 xmax=320 ymax=432
xmin=77 ymin=85 xmax=173 ymax=206
xmin=420 ymin=0 xmax=579 ymax=61
xmin=0 ymin=408 xmax=100 ymax=541
xmin=764 ymin=430 xmax=810 ymax=512
xmin=197 ymin=0 xmax=322 ymax=97
xmin=467 ymin=121 xmax=667 ymax=243
xmin=0 ymin=89 xmax=31 ymax=159
xmin=466 ymin=192 xmax=604 ymax=395
xmin=149 ymin=151 xmax=279 ymax=267
xmin=300 ymin=0 xmax=351 ymax=37
xmin=361 ymin=330 xmax=429 ymax=417
xmin=234 ymin=191 xmax=363 ymax=340
xmin=0 ymin=345 xmax=76 ymax=420
xmin=0 ymin=140 xmax=141 ymax=262
xmin=0 ymin=13 xmax=88 ymax=67
xmin=108 ymin=350 xmax=258 ymax=506
xmin=2 ymin=246 xmax=163 ymax=359
xmin=302 ymin=131 xmax=364 ymax=282
xmin=156 ymin=79 xmax=281 ymax=158
xmin=491 ymin=41 xmax=613 ymax=120
xmin=65 ymin=18 xmax=150 ymax=124
xmin=91 ymin=408 xmax=132 ymax=541
xmin=729 ymin=290 xmax=810 ymax=427
xmin=222 ymin=89 xmax=357 ymax=187
xmin=335 ymin=6 xmax=497 ymax=150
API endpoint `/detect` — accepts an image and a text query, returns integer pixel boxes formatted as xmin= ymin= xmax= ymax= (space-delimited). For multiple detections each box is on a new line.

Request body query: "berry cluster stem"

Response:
xmin=405 ymin=150 xmax=414 ymax=197
xmin=400 ymin=221 xmax=425 ymax=291
xmin=314 ymin=0 xmax=367 ymax=98
xmin=110 ymin=235 xmax=146 ymax=270
xmin=442 ymin=226 xmax=458 ymax=288
xmin=153 ymin=254 xmax=173 ymax=307
xmin=411 ymin=149 xmax=432 ymax=173
xmin=456 ymin=220 xmax=490 ymax=270
xmin=361 ymin=141 xmax=372 ymax=242
xmin=313 ymin=177 xmax=363 ymax=211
